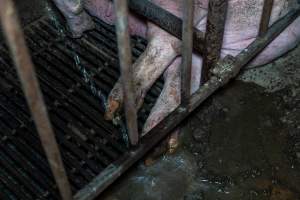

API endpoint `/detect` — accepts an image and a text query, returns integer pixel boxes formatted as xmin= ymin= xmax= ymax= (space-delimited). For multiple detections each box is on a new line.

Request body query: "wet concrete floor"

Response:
xmin=101 ymin=46 xmax=300 ymax=200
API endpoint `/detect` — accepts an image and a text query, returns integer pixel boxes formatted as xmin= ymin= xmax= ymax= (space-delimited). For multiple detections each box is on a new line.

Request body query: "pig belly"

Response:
xmin=195 ymin=0 xmax=300 ymax=66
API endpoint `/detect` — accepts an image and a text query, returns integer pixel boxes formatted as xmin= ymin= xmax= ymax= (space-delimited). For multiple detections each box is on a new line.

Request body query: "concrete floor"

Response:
xmin=101 ymin=45 xmax=300 ymax=200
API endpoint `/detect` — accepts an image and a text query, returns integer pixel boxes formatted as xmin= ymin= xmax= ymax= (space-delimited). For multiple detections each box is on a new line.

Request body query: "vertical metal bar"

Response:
xmin=181 ymin=0 xmax=194 ymax=106
xmin=259 ymin=0 xmax=274 ymax=36
xmin=114 ymin=0 xmax=139 ymax=146
xmin=201 ymin=0 xmax=228 ymax=83
xmin=0 ymin=0 xmax=73 ymax=199
xmin=75 ymin=7 xmax=300 ymax=200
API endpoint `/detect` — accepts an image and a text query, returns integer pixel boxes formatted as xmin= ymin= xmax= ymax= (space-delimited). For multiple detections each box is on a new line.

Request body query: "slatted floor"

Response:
xmin=0 ymin=16 xmax=163 ymax=199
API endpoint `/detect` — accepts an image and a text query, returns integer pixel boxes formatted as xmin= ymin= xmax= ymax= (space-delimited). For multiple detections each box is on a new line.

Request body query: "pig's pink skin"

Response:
xmin=194 ymin=0 xmax=300 ymax=66
xmin=142 ymin=0 xmax=300 ymax=135
xmin=142 ymin=55 xmax=202 ymax=135
xmin=52 ymin=0 xmax=83 ymax=15
xmin=142 ymin=58 xmax=181 ymax=135
xmin=51 ymin=0 xmax=95 ymax=38
xmin=104 ymin=21 xmax=182 ymax=120
xmin=84 ymin=0 xmax=147 ymax=37
xmin=221 ymin=18 xmax=300 ymax=66
xmin=84 ymin=0 xmax=209 ymax=37
xmin=54 ymin=0 xmax=300 ymax=61
xmin=84 ymin=0 xmax=300 ymax=135
xmin=103 ymin=0 xmax=209 ymax=120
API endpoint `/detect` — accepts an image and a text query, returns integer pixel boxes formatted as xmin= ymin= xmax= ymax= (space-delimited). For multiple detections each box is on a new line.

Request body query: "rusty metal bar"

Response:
xmin=181 ymin=0 xmax=194 ymax=106
xmin=259 ymin=0 xmax=274 ymax=36
xmin=201 ymin=0 xmax=228 ymax=83
xmin=74 ymin=6 xmax=300 ymax=200
xmin=193 ymin=6 xmax=300 ymax=110
xmin=0 ymin=0 xmax=73 ymax=199
xmin=114 ymin=0 xmax=139 ymax=146
xmin=128 ymin=0 xmax=205 ymax=55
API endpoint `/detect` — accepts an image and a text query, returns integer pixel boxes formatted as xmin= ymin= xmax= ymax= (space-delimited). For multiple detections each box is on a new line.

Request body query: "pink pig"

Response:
xmin=52 ymin=0 xmax=300 ymax=152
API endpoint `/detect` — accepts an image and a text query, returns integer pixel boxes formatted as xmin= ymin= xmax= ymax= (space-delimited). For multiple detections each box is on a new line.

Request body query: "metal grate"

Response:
xmin=0 ymin=16 xmax=163 ymax=199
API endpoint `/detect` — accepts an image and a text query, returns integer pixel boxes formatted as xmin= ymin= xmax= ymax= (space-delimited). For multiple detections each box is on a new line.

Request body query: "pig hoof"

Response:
xmin=167 ymin=130 xmax=180 ymax=154
xmin=143 ymin=137 xmax=179 ymax=166
xmin=104 ymin=99 xmax=120 ymax=121
xmin=167 ymin=136 xmax=179 ymax=154
xmin=67 ymin=12 xmax=95 ymax=38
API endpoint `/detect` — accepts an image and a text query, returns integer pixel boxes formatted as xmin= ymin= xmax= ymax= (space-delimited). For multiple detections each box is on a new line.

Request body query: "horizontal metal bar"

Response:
xmin=202 ymin=0 xmax=228 ymax=83
xmin=0 ymin=0 xmax=73 ymax=199
xmin=114 ymin=0 xmax=139 ymax=146
xmin=128 ymin=0 xmax=205 ymax=54
xmin=74 ymin=5 xmax=300 ymax=200
xmin=181 ymin=0 xmax=194 ymax=106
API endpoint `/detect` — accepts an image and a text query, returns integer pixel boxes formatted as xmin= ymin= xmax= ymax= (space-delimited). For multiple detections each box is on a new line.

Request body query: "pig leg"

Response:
xmin=144 ymin=129 xmax=180 ymax=166
xmin=104 ymin=0 xmax=208 ymax=119
xmin=52 ymin=0 xmax=94 ymax=38
xmin=142 ymin=56 xmax=202 ymax=153
xmin=143 ymin=59 xmax=181 ymax=165
xmin=142 ymin=58 xmax=181 ymax=136
xmin=105 ymin=23 xmax=181 ymax=120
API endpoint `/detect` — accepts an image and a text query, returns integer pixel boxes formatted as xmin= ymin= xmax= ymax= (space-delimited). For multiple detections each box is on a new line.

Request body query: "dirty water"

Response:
xmin=101 ymin=46 xmax=300 ymax=200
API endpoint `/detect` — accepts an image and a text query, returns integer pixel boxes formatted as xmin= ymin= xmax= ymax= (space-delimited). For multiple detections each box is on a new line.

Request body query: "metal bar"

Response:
xmin=259 ymin=0 xmax=274 ymax=36
xmin=0 ymin=0 xmax=73 ymax=200
xmin=192 ymin=6 xmax=300 ymax=110
xmin=74 ymin=6 xmax=300 ymax=200
xmin=128 ymin=0 xmax=205 ymax=55
xmin=114 ymin=0 xmax=139 ymax=146
xmin=181 ymin=0 xmax=194 ymax=106
xmin=201 ymin=0 xmax=228 ymax=83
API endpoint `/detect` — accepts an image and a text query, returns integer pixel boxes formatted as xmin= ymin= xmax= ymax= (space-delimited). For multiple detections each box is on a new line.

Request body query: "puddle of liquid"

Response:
xmin=103 ymin=150 xmax=198 ymax=200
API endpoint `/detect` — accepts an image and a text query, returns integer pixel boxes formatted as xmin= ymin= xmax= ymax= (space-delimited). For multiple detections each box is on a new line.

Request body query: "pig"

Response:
xmin=52 ymin=0 xmax=300 ymax=153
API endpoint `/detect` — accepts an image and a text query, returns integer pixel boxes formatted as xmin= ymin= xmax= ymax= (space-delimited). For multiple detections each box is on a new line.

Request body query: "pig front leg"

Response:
xmin=52 ymin=0 xmax=95 ymax=38
xmin=142 ymin=58 xmax=182 ymax=155
xmin=142 ymin=58 xmax=181 ymax=136
xmin=104 ymin=0 xmax=208 ymax=119
xmin=105 ymin=23 xmax=181 ymax=120
xmin=142 ymin=56 xmax=202 ymax=153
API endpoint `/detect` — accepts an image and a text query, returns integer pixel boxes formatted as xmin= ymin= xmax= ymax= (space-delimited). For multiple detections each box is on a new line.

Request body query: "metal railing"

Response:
xmin=0 ymin=0 xmax=299 ymax=199
xmin=0 ymin=0 xmax=73 ymax=199
xmin=114 ymin=0 xmax=139 ymax=147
